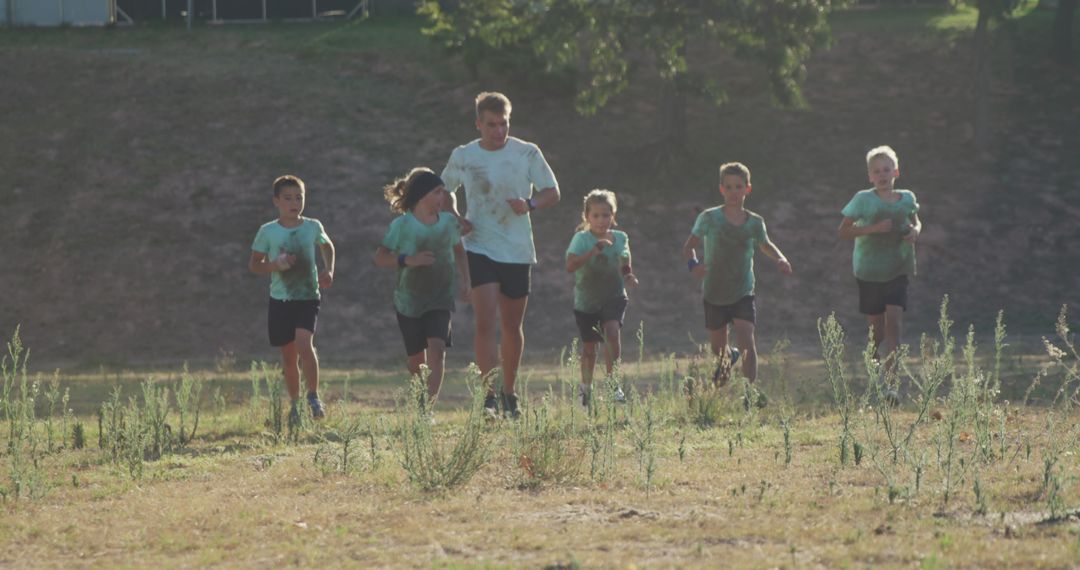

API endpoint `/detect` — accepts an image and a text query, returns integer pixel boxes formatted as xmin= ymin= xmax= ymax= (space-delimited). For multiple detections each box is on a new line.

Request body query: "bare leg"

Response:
xmin=425 ymin=338 xmax=446 ymax=400
xmin=866 ymin=313 xmax=886 ymax=360
xmin=708 ymin=326 xmax=733 ymax=385
xmin=602 ymin=320 xmax=622 ymax=377
xmin=881 ymin=305 xmax=904 ymax=370
xmin=731 ymin=319 xmax=758 ymax=383
xmin=280 ymin=341 xmax=301 ymax=400
xmin=470 ymin=283 xmax=500 ymax=394
xmin=581 ymin=341 xmax=598 ymax=386
xmin=498 ymin=293 xmax=529 ymax=394
xmin=294 ymin=328 xmax=319 ymax=396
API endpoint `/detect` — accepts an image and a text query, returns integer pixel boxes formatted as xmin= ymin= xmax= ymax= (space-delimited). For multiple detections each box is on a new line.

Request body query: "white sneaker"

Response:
xmin=613 ymin=387 xmax=626 ymax=403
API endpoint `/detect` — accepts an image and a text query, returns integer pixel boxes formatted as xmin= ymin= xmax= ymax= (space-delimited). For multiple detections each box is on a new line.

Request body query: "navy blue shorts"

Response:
xmin=574 ymin=297 xmax=629 ymax=343
xmin=467 ymin=251 xmax=531 ymax=299
xmin=857 ymin=275 xmax=909 ymax=315
xmin=396 ymin=310 xmax=453 ymax=356
xmin=267 ymin=298 xmax=320 ymax=347
xmin=704 ymin=295 xmax=756 ymax=330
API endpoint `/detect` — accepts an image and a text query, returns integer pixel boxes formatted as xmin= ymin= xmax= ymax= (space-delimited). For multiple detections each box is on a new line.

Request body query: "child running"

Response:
xmin=838 ymin=145 xmax=921 ymax=373
xmin=249 ymin=175 xmax=335 ymax=423
xmin=374 ymin=167 xmax=470 ymax=408
xmin=682 ymin=162 xmax=792 ymax=394
xmin=565 ymin=190 xmax=639 ymax=408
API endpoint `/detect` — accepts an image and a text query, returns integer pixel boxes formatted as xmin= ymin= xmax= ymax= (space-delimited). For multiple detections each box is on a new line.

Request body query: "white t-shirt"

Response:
xmin=440 ymin=137 xmax=558 ymax=264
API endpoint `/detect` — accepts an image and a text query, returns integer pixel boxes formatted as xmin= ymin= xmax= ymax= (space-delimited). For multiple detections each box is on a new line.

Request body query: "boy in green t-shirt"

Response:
xmin=249 ymin=175 xmax=336 ymax=422
xmin=682 ymin=162 xmax=792 ymax=390
xmin=375 ymin=167 xmax=470 ymax=410
xmin=838 ymin=145 xmax=922 ymax=371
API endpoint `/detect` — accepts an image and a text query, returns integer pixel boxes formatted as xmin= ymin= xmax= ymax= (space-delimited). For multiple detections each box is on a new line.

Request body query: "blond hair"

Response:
xmin=577 ymin=189 xmax=618 ymax=231
xmin=866 ymin=145 xmax=899 ymax=169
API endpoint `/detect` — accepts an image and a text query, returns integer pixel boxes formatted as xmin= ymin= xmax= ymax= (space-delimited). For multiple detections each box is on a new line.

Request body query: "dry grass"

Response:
xmin=2 ymin=353 xmax=1079 ymax=569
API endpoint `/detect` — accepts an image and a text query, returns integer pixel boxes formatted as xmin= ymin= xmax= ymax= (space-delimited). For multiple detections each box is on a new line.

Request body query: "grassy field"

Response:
xmin=1 ymin=7 xmax=1078 ymax=371
xmin=2 ymin=6 xmax=1079 ymax=567
xmin=2 ymin=300 xmax=1080 ymax=568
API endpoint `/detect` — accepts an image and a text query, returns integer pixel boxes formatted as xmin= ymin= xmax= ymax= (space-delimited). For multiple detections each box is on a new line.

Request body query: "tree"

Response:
xmin=972 ymin=0 xmax=1023 ymax=149
xmin=418 ymin=0 xmax=833 ymax=148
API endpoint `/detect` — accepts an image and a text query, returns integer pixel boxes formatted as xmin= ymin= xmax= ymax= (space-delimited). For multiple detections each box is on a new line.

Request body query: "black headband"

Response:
xmin=405 ymin=171 xmax=445 ymax=209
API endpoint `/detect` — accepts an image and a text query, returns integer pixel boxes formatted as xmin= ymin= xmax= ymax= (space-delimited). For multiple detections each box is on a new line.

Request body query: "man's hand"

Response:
xmin=691 ymin=263 xmax=707 ymax=279
xmin=457 ymin=217 xmax=474 ymax=236
xmin=624 ymin=273 xmax=639 ymax=288
xmin=318 ymin=270 xmax=334 ymax=289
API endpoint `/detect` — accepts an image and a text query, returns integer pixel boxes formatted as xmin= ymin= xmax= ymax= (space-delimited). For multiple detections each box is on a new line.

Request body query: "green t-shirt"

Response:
xmin=380 ymin=212 xmax=462 ymax=318
xmin=251 ymin=218 xmax=331 ymax=301
xmin=565 ymin=230 xmax=630 ymax=314
xmin=691 ymin=207 xmax=769 ymax=306
xmin=841 ymin=189 xmax=919 ymax=282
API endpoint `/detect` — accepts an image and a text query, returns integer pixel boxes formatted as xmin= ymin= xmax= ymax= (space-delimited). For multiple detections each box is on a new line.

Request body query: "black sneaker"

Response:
xmin=288 ymin=399 xmax=302 ymax=430
xmin=483 ymin=393 xmax=499 ymax=419
xmin=307 ymin=392 xmax=325 ymax=420
xmin=579 ymin=384 xmax=591 ymax=409
xmin=500 ymin=392 xmax=521 ymax=420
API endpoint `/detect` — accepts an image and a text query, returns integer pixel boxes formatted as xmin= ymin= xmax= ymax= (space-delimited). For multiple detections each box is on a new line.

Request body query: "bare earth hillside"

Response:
xmin=2 ymin=15 xmax=1078 ymax=369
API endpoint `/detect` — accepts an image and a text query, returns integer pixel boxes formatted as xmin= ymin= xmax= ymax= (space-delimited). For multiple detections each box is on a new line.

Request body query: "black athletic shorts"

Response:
xmin=857 ymin=275 xmax=909 ymax=315
xmin=396 ymin=310 xmax=453 ymax=356
xmin=574 ymin=296 xmax=629 ymax=343
xmin=466 ymin=251 xmax=531 ymax=299
xmin=704 ymin=295 xmax=756 ymax=330
xmin=268 ymin=298 xmax=320 ymax=347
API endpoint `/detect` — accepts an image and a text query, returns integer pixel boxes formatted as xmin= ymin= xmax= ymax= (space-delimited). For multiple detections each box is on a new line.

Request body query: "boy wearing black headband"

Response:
xmin=375 ymin=167 xmax=470 ymax=410
xmin=249 ymin=175 xmax=336 ymax=423
xmin=441 ymin=91 xmax=560 ymax=419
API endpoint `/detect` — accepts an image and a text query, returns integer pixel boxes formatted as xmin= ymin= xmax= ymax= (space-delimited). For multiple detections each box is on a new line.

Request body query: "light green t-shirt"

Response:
xmin=380 ymin=212 xmax=462 ymax=318
xmin=440 ymin=137 xmax=558 ymax=264
xmin=565 ymin=230 xmax=630 ymax=314
xmin=691 ymin=207 xmax=769 ymax=306
xmin=251 ymin=218 xmax=331 ymax=301
xmin=841 ymin=189 xmax=920 ymax=282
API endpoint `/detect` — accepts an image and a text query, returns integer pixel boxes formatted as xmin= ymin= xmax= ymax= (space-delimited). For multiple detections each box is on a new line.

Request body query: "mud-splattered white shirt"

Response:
xmin=441 ymin=137 xmax=558 ymax=264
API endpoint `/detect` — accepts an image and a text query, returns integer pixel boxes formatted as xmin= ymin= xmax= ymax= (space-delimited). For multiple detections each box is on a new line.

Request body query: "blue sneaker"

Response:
xmin=307 ymin=392 xmax=325 ymax=420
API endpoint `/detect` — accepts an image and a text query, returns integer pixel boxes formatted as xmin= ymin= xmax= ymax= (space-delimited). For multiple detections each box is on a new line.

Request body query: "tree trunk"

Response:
xmin=1052 ymin=0 xmax=1077 ymax=65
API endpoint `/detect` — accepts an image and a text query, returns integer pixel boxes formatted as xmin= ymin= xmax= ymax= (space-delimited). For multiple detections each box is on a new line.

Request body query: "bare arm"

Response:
xmin=249 ymin=251 xmax=289 ymax=275
xmin=566 ymin=241 xmax=604 ymax=272
xmin=622 ymin=251 xmax=638 ymax=288
xmin=758 ymin=240 xmax=793 ymax=275
xmin=903 ymin=213 xmax=922 ymax=243
xmin=508 ymin=186 xmax=560 ymax=216
xmin=682 ymin=234 xmax=707 ymax=279
xmin=318 ymin=240 xmax=335 ymax=288
xmin=454 ymin=242 xmax=470 ymax=302
xmin=838 ymin=216 xmax=893 ymax=240
xmin=373 ymin=245 xmax=435 ymax=268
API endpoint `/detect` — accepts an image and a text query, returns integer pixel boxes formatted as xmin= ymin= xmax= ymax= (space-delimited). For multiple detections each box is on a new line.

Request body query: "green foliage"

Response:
xmin=417 ymin=0 xmax=833 ymax=115
xmin=396 ymin=365 xmax=490 ymax=491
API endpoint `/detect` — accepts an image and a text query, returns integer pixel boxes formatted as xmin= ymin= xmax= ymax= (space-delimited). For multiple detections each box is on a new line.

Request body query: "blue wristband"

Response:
xmin=527 ymin=198 xmax=537 ymax=211
xmin=397 ymin=253 xmax=408 ymax=268
xmin=687 ymin=259 xmax=700 ymax=272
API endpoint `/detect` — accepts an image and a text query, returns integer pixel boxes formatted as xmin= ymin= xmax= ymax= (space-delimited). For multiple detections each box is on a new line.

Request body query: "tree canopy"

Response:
xmin=419 ymin=0 xmax=833 ymax=120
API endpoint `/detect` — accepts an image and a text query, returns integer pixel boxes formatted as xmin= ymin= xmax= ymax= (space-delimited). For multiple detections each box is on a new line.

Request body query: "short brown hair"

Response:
xmin=718 ymin=162 xmax=751 ymax=185
xmin=273 ymin=175 xmax=305 ymax=197
xmin=475 ymin=92 xmax=512 ymax=118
